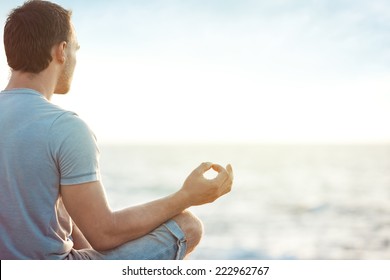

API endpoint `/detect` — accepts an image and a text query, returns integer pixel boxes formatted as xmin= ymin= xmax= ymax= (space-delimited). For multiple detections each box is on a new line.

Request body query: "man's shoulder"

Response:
xmin=49 ymin=109 xmax=96 ymax=143
xmin=1 ymin=88 xmax=76 ymax=119
xmin=51 ymin=110 xmax=88 ymax=131
xmin=48 ymin=108 xmax=99 ymax=164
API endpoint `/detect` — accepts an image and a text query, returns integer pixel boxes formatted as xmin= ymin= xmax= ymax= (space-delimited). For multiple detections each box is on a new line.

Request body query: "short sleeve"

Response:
xmin=49 ymin=112 xmax=101 ymax=185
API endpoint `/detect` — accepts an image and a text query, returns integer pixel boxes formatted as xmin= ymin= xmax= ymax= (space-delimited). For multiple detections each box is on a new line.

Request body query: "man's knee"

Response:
xmin=172 ymin=210 xmax=203 ymax=255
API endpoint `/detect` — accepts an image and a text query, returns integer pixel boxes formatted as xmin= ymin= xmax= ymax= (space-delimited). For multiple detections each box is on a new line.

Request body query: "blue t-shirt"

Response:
xmin=0 ymin=88 xmax=101 ymax=259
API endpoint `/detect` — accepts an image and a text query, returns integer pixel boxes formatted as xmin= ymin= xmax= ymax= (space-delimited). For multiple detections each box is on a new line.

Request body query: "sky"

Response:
xmin=1 ymin=0 xmax=390 ymax=144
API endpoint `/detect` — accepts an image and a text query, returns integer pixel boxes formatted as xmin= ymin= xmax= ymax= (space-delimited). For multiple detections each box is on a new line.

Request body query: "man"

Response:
xmin=0 ymin=0 xmax=233 ymax=260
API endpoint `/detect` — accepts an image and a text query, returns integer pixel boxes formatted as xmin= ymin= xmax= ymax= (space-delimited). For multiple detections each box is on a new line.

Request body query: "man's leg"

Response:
xmin=172 ymin=210 xmax=204 ymax=257
xmin=67 ymin=210 xmax=203 ymax=260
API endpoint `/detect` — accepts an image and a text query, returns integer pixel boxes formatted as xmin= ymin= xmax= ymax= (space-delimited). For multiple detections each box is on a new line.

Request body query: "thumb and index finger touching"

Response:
xmin=196 ymin=162 xmax=234 ymax=182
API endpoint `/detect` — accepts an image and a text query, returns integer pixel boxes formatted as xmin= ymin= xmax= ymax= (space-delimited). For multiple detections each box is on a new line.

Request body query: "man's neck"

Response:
xmin=5 ymin=70 xmax=56 ymax=101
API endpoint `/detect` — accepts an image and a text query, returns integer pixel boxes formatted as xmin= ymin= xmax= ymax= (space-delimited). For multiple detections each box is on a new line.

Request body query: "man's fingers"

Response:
xmin=196 ymin=163 xmax=234 ymax=192
xmin=211 ymin=164 xmax=224 ymax=173
xmin=226 ymin=164 xmax=234 ymax=181
xmin=224 ymin=164 xmax=234 ymax=188
xmin=211 ymin=164 xmax=234 ymax=187
xmin=196 ymin=162 xmax=213 ymax=174
xmin=210 ymin=164 xmax=226 ymax=182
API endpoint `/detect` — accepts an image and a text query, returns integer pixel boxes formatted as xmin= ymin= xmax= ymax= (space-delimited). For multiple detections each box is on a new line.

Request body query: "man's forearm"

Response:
xmin=98 ymin=190 xmax=190 ymax=250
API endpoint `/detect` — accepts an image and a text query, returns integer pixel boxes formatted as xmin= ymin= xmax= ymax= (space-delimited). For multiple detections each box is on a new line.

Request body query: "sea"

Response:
xmin=98 ymin=143 xmax=390 ymax=260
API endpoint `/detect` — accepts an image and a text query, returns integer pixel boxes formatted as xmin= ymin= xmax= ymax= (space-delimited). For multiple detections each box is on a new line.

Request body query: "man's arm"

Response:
xmin=71 ymin=221 xmax=92 ymax=250
xmin=61 ymin=162 xmax=233 ymax=251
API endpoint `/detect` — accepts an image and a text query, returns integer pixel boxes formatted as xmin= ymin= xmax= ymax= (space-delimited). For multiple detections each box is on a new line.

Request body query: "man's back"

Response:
xmin=0 ymin=88 xmax=100 ymax=259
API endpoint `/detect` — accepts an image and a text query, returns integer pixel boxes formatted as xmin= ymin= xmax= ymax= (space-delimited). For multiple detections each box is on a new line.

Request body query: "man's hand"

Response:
xmin=180 ymin=162 xmax=234 ymax=206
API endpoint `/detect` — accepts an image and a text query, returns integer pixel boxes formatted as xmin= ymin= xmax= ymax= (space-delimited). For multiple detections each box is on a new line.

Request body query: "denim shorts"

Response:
xmin=66 ymin=219 xmax=187 ymax=260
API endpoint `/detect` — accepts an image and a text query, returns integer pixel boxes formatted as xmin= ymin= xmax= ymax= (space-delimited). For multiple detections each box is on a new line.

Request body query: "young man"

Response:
xmin=0 ymin=0 xmax=233 ymax=260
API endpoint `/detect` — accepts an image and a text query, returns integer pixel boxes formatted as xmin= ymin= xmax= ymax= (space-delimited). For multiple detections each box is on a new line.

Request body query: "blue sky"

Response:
xmin=1 ymin=0 xmax=390 ymax=143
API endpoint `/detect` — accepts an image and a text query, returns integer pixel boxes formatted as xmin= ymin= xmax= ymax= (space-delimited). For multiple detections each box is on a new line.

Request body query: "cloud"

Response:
xmin=69 ymin=0 xmax=390 ymax=80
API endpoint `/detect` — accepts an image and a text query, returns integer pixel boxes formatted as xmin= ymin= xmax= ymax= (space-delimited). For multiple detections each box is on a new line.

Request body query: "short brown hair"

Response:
xmin=4 ymin=0 xmax=72 ymax=74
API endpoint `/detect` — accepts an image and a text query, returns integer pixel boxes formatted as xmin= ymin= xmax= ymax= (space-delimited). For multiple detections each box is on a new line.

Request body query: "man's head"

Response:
xmin=4 ymin=0 xmax=78 ymax=94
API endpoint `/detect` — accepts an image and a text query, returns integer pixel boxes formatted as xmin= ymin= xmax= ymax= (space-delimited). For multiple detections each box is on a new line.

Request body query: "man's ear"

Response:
xmin=53 ymin=41 xmax=67 ymax=64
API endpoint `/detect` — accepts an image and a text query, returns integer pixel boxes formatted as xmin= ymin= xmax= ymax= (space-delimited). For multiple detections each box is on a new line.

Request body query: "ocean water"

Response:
xmin=99 ymin=143 xmax=390 ymax=260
